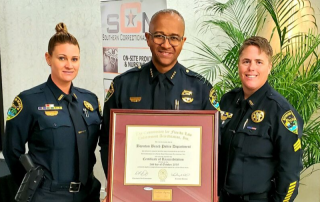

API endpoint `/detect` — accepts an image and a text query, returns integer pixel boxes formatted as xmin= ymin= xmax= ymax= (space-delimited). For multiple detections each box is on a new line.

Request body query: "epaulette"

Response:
xmin=183 ymin=68 xmax=201 ymax=78
xmin=20 ymin=83 xmax=46 ymax=96
xmin=75 ymin=87 xmax=96 ymax=96
xmin=182 ymin=68 xmax=211 ymax=85
xmin=229 ymin=87 xmax=242 ymax=93
xmin=266 ymin=88 xmax=291 ymax=111
xmin=115 ymin=63 xmax=145 ymax=79
xmin=220 ymin=87 xmax=241 ymax=103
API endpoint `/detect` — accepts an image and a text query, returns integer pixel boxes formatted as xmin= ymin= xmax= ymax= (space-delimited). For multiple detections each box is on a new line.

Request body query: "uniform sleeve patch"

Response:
xmin=98 ymin=99 xmax=102 ymax=116
xmin=220 ymin=111 xmax=233 ymax=121
xmin=283 ymin=181 xmax=297 ymax=202
xmin=209 ymin=88 xmax=220 ymax=111
xmin=105 ymin=81 xmax=114 ymax=103
xmin=281 ymin=110 xmax=298 ymax=135
xmin=293 ymin=138 xmax=301 ymax=152
xmin=6 ymin=96 xmax=23 ymax=121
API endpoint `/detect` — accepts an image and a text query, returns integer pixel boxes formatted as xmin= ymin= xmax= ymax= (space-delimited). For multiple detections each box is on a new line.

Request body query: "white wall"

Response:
xmin=168 ymin=1 xmax=224 ymax=70
xmin=0 ymin=0 xmax=105 ymax=191
xmin=0 ymin=0 xmax=104 ymax=105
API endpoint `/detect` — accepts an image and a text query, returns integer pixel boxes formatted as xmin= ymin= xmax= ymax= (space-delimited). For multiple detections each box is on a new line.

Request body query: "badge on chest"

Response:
xmin=181 ymin=90 xmax=194 ymax=103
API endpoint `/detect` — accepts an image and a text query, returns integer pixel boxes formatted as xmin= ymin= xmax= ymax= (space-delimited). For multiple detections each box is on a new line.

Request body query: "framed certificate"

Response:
xmin=107 ymin=109 xmax=219 ymax=202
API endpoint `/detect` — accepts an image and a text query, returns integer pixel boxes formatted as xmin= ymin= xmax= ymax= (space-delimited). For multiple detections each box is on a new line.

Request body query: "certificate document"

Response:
xmin=124 ymin=125 xmax=202 ymax=186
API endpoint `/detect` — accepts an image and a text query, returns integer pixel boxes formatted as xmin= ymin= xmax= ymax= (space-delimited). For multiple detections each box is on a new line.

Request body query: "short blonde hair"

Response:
xmin=239 ymin=36 xmax=273 ymax=62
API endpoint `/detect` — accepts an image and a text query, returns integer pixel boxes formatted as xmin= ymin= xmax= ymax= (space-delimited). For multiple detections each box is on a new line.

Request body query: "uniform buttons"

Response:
xmin=53 ymin=123 xmax=57 ymax=127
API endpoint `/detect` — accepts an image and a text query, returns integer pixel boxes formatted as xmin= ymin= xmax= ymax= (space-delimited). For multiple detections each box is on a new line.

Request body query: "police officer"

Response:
xmin=100 ymin=9 xmax=220 ymax=199
xmin=3 ymin=23 xmax=101 ymax=202
xmin=219 ymin=36 xmax=303 ymax=202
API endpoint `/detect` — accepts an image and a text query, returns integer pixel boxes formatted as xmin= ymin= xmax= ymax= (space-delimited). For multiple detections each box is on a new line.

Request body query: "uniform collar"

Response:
xmin=149 ymin=61 xmax=181 ymax=85
xmin=244 ymin=81 xmax=270 ymax=109
xmin=46 ymin=75 xmax=78 ymax=103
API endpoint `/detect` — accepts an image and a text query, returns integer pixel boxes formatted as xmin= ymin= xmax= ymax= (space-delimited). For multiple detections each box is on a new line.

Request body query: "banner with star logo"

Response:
xmin=101 ymin=0 xmax=166 ymax=98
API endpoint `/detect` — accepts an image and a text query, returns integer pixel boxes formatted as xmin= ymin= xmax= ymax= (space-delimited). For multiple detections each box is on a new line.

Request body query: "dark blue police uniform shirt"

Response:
xmin=99 ymin=61 xmax=220 ymax=176
xmin=219 ymin=82 xmax=303 ymax=201
xmin=4 ymin=75 xmax=101 ymax=184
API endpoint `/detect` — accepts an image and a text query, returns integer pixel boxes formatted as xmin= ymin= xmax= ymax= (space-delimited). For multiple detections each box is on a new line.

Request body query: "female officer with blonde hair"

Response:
xmin=4 ymin=22 xmax=101 ymax=202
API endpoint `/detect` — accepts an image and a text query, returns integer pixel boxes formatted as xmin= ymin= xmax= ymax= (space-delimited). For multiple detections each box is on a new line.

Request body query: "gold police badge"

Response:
xmin=105 ymin=81 xmax=114 ymax=103
xmin=281 ymin=110 xmax=298 ymax=135
xmin=84 ymin=101 xmax=94 ymax=111
xmin=181 ymin=90 xmax=194 ymax=103
xmin=251 ymin=110 xmax=265 ymax=123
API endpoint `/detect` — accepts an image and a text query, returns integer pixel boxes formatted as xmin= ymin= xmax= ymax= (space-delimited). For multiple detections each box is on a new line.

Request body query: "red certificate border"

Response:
xmin=107 ymin=109 xmax=219 ymax=202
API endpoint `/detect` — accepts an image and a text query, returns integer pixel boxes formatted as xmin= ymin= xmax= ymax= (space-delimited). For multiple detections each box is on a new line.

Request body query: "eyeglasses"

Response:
xmin=148 ymin=33 xmax=184 ymax=47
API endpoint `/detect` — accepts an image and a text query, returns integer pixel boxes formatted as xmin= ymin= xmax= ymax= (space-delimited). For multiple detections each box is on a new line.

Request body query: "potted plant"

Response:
xmin=188 ymin=0 xmax=320 ymax=170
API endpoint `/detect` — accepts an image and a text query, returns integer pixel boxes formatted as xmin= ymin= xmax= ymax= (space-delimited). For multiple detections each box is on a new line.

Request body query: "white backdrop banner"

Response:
xmin=101 ymin=0 xmax=167 ymax=96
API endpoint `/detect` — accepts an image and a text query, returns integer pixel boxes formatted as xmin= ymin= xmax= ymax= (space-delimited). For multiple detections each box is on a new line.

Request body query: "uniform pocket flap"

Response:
xmin=239 ymin=124 xmax=269 ymax=137
xmin=82 ymin=112 xmax=101 ymax=126
xmin=38 ymin=113 xmax=72 ymax=130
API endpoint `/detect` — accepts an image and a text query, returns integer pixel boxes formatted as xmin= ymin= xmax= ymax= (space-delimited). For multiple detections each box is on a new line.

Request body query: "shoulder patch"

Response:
xmin=6 ymin=96 xmax=23 ymax=121
xmin=281 ymin=110 xmax=298 ymax=135
xmin=209 ymin=88 xmax=220 ymax=111
xmin=105 ymin=81 xmax=115 ymax=103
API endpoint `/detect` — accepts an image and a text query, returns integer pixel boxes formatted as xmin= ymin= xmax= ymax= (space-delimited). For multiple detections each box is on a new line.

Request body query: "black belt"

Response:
xmin=40 ymin=173 xmax=94 ymax=192
xmin=222 ymin=189 xmax=269 ymax=201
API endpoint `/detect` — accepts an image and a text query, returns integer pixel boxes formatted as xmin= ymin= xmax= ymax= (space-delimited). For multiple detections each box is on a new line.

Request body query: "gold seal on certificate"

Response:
xmin=158 ymin=169 xmax=168 ymax=182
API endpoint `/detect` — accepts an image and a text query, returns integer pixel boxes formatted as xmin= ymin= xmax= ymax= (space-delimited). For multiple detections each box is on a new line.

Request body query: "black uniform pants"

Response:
xmin=31 ymin=175 xmax=101 ymax=202
xmin=219 ymin=190 xmax=270 ymax=202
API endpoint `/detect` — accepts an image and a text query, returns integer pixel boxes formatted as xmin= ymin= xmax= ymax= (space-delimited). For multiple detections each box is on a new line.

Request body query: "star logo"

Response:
xmin=126 ymin=10 xmax=137 ymax=26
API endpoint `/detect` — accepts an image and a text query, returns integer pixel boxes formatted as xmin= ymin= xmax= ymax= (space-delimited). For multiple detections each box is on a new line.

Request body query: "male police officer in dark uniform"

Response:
xmin=99 ymin=9 xmax=220 ymax=194
xmin=219 ymin=36 xmax=303 ymax=202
